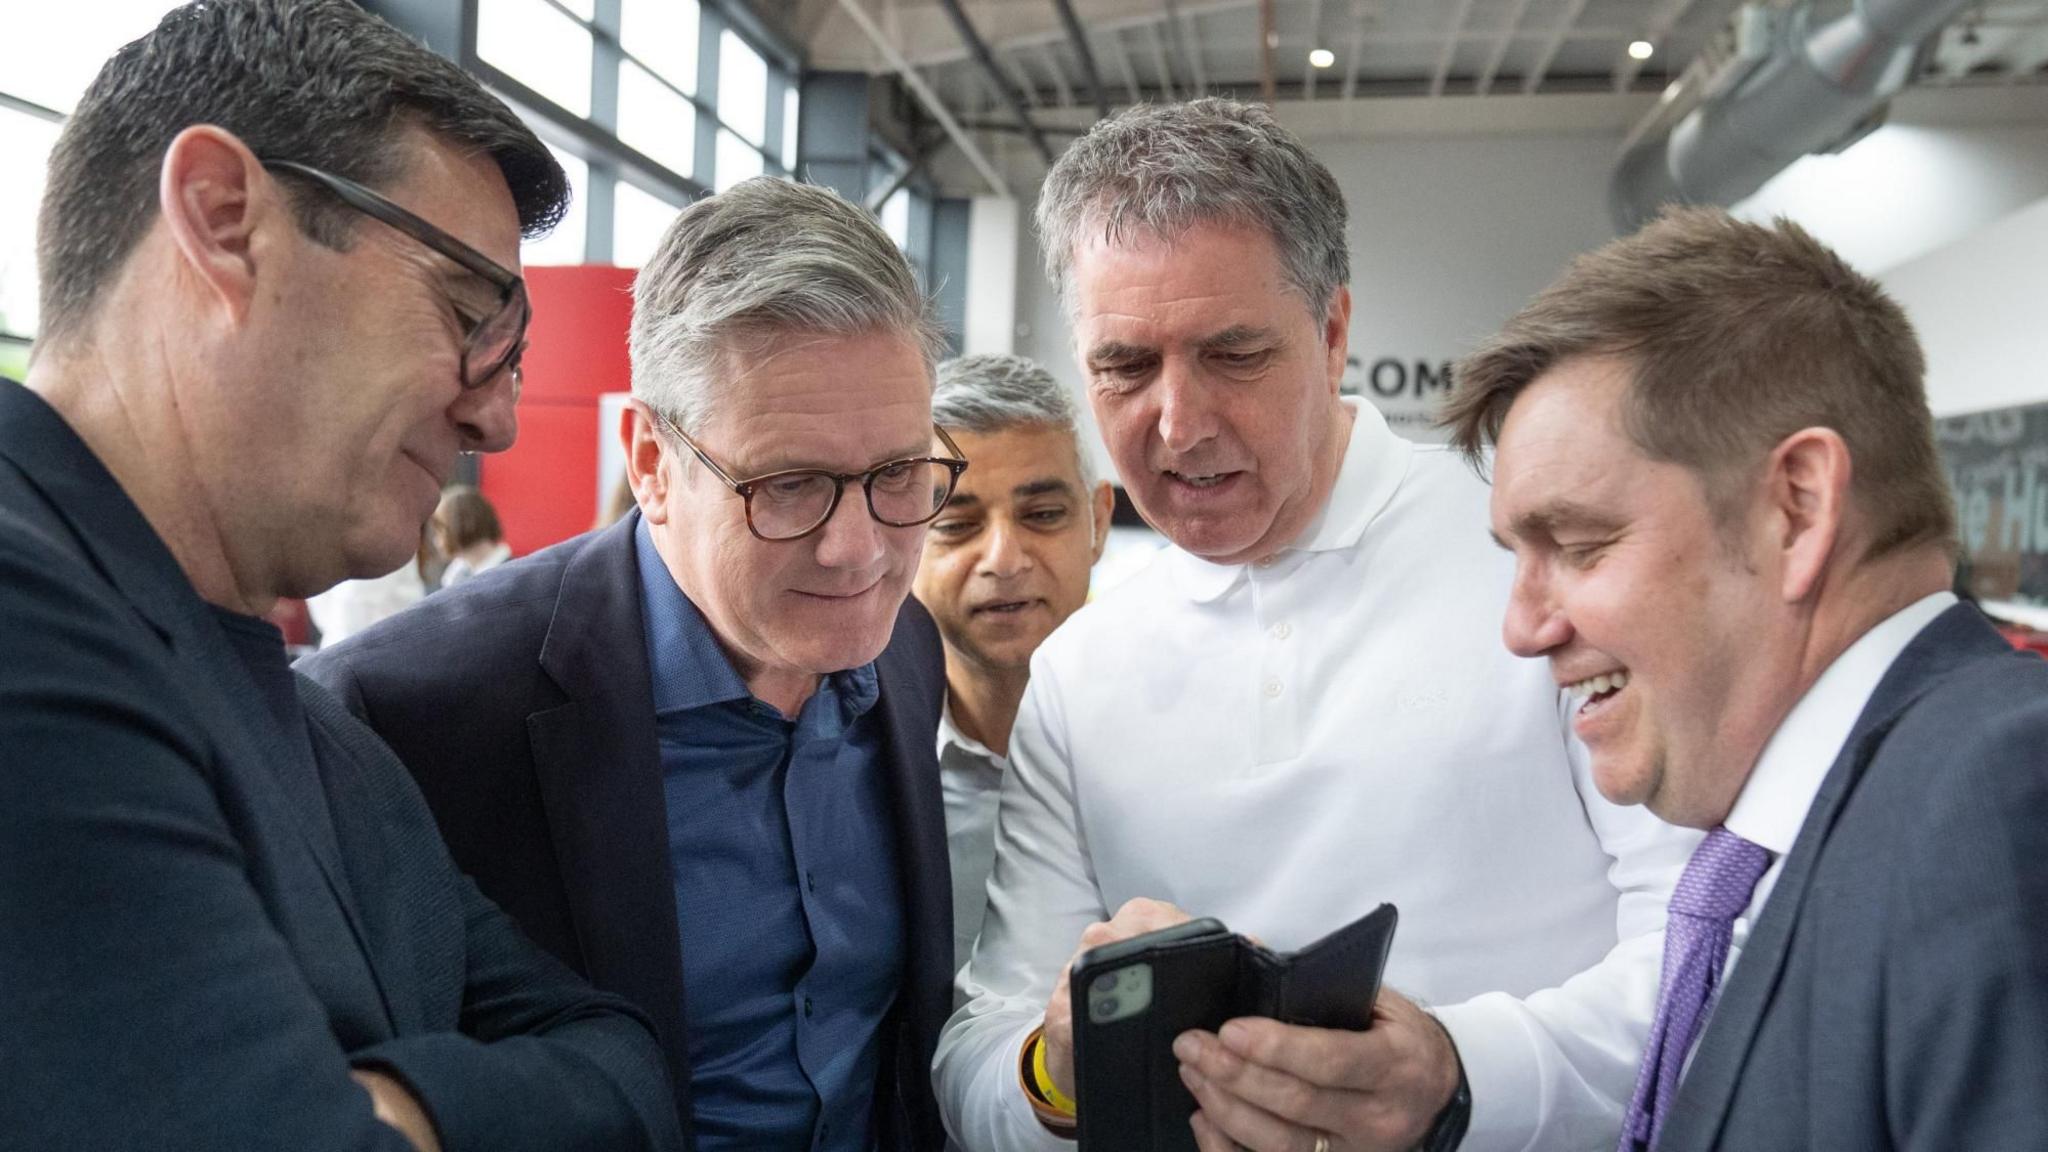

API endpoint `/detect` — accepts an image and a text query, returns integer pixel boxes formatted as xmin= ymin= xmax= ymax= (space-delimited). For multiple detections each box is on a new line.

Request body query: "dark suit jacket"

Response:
xmin=1658 ymin=603 xmax=2048 ymax=1151
xmin=0 ymin=379 xmax=681 ymax=1152
xmin=300 ymin=514 xmax=954 ymax=1151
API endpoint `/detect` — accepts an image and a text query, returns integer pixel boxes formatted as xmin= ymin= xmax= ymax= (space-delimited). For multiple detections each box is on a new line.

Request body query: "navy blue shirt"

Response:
xmin=635 ymin=522 xmax=904 ymax=1151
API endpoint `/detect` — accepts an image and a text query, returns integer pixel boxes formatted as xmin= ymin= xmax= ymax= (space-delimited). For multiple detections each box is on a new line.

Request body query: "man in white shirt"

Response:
xmin=934 ymin=97 xmax=1694 ymax=1152
xmin=1444 ymin=206 xmax=2048 ymax=1152
xmin=913 ymin=355 xmax=1115 ymax=987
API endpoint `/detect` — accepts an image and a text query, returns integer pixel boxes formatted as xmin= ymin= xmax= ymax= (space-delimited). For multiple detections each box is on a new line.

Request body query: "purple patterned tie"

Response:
xmin=1618 ymin=826 xmax=1771 ymax=1152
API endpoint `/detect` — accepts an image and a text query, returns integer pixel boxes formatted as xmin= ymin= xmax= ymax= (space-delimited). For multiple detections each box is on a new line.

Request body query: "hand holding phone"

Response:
xmin=1068 ymin=904 xmax=1398 ymax=1152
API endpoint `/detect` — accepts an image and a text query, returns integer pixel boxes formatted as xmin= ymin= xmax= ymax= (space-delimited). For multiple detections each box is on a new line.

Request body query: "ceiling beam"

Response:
xmin=933 ymin=0 xmax=1056 ymax=162
xmin=829 ymin=0 xmax=1012 ymax=195
xmin=1304 ymin=0 xmax=1326 ymax=99
xmin=1144 ymin=20 xmax=1180 ymax=99
xmin=1048 ymin=0 xmax=1112 ymax=117
xmin=1613 ymin=0 xmax=1699 ymax=93
xmin=1163 ymin=0 xmax=1209 ymax=96
xmin=1523 ymin=0 xmax=1594 ymax=95
xmin=1475 ymin=0 xmax=1535 ymax=97
xmin=1341 ymin=0 xmax=1368 ymax=101
xmin=1430 ymin=0 xmax=1477 ymax=97
xmin=1036 ymin=42 xmax=1076 ymax=106
xmin=1106 ymin=27 xmax=1145 ymax=105
xmin=1259 ymin=0 xmax=1277 ymax=103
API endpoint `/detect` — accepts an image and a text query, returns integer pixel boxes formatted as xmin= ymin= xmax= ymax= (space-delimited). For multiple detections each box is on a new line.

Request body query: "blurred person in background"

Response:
xmin=0 ymin=2 xmax=680 ymax=1149
xmin=911 ymin=353 xmax=1112 ymax=989
xmin=433 ymin=484 xmax=510 ymax=588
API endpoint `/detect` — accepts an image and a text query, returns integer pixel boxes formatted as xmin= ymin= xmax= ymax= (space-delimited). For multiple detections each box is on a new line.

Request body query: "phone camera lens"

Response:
xmin=1091 ymin=996 xmax=1120 ymax=1022
xmin=1092 ymin=973 xmax=1118 ymax=995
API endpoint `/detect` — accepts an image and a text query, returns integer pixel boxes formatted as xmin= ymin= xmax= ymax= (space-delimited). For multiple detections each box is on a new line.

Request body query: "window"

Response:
xmin=521 ymin=146 xmax=588 ymax=266
xmin=715 ymin=130 xmax=764 ymax=193
xmin=477 ymin=0 xmax=594 ymax=118
xmin=612 ymin=180 xmax=682 ymax=269
xmin=622 ymin=0 xmax=699 ymax=96
xmin=880 ymin=187 xmax=910 ymax=251
xmin=782 ymin=90 xmax=800 ymax=173
xmin=718 ymin=30 xmax=769 ymax=148
xmin=618 ymin=62 xmax=697 ymax=180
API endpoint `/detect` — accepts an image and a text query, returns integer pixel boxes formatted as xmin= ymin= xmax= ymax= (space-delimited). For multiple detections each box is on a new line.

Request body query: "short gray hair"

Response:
xmin=934 ymin=353 xmax=1098 ymax=487
xmin=630 ymin=176 xmax=944 ymax=433
xmin=1035 ymin=98 xmax=1349 ymax=321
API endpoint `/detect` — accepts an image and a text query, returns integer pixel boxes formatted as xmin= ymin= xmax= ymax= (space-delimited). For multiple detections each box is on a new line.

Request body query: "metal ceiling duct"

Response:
xmin=1609 ymin=0 xmax=1974 ymax=232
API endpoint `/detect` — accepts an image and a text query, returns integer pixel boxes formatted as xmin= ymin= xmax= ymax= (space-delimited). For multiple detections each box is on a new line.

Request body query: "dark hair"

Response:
xmin=36 ymin=0 xmax=568 ymax=346
xmin=1443 ymin=206 xmax=1954 ymax=562
xmin=433 ymin=485 xmax=503 ymax=552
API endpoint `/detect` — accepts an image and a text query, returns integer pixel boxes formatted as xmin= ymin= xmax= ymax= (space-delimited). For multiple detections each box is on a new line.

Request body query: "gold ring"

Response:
xmin=1311 ymin=1133 xmax=1331 ymax=1152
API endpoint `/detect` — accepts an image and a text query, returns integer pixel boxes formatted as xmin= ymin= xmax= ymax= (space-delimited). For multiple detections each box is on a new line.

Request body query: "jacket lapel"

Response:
xmin=1659 ymin=605 xmax=2011 ymax=1151
xmin=529 ymin=516 xmax=691 ymax=1104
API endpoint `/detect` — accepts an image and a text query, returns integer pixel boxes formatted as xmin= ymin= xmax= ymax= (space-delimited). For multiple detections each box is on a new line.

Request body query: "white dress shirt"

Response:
xmin=1720 ymin=591 xmax=1958 ymax=953
xmin=939 ymin=698 xmax=1010 ymax=992
xmin=935 ymin=399 xmax=1698 ymax=1152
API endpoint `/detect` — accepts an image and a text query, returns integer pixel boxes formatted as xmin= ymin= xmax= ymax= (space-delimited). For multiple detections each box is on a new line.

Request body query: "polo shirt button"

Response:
xmin=806 ymin=871 xmax=817 ymax=893
xmin=1270 ymin=622 xmax=1291 ymax=640
xmin=804 ymin=996 xmax=815 ymax=1018
xmin=1263 ymin=677 xmax=1283 ymax=699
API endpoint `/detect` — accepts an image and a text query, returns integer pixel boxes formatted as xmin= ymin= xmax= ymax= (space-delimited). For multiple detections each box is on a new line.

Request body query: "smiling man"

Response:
xmin=0 ymin=2 xmax=680 ymax=1150
xmin=911 ymin=354 xmax=1114 ymax=984
xmin=935 ymin=98 xmax=1693 ymax=1152
xmin=303 ymin=178 xmax=959 ymax=1151
xmin=1445 ymin=207 xmax=2048 ymax=1152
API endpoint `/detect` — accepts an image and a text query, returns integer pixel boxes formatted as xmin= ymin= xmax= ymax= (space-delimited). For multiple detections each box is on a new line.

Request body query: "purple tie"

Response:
xmin=1618 ymin=826 xmax=1771 ymax=1152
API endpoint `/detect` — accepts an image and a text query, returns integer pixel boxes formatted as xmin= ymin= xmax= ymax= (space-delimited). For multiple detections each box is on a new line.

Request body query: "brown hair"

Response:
xmin=1442 ymin=206 xmax=1954 ymax=561
xmin=433 ymin=485 xmax=503 ymax=554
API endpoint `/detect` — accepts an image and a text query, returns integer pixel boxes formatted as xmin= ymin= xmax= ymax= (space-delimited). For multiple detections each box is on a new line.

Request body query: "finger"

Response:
xmin=1110 ymin=896 xmax=1191 ymax=930
xmin=1177 ymin=1029 xmax=1349 ymax=1134
xmin=1217 ymin=1016 xmax=1404 ymax=1091
xmin=1180 ymin=1063 xmax=1318 ymax=1152
xmin=1189 ymin=1108 xmax=1239 ymax=1152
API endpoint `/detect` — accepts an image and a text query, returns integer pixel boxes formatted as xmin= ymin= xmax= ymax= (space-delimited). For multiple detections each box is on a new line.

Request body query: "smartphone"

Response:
xmin=1069 ymin=917 xmax=1236 ymax=1152
xmin=1067 ymin=906 xmax=1398 ymax=1152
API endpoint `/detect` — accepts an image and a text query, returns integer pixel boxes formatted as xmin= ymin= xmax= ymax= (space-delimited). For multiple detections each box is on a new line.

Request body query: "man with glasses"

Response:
xmin=1 ymin=2 xmax=680 ymax=1150
xmin=304 ymin=176 xmax=960 ymax=1152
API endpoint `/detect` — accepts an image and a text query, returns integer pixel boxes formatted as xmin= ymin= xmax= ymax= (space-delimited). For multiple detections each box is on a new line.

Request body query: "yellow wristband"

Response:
xmin=1032 ymin=1030 xmax=1079 ymax=1117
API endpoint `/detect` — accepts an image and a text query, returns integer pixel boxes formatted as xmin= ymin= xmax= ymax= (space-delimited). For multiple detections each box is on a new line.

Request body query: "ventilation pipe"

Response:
xmin=1610 ymin=0 xmax=1973 ymax=232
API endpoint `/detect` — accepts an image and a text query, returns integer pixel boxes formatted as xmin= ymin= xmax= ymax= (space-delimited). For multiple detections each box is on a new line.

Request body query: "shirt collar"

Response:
xmin=633 ymin=517 xmax=882 ymax=722
xmin=634 ymin=517 xmax=749 ymax=715
xmin=1168 ymin=397 xmax=1414 ymax=603
xmin=938 ymin=693 xmax=1005 ymax=766
xmin=1723 ymin=590 xmax=1958 ymax=855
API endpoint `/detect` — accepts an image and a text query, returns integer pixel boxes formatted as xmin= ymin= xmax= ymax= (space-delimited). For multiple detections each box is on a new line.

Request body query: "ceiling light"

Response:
xmin=1628 ymin=40 xmax=1655 ymax=60
xmin=1309 ymin=48 xmax=1336 ymax=69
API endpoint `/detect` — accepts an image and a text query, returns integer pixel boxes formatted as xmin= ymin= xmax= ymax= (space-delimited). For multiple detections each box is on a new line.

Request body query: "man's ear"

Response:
xmin=1088 ymin=479 xmax=1114 ymax=562
xmin=1762 ymin=427 xmax=1851 ymax=603
xmin=1320 ymin=285 xmax=1352 ymax=398
xmin=157 ymin=126 xmax=272 ymax=327
xmin=623 ymin=400 xmax=674 ymax=525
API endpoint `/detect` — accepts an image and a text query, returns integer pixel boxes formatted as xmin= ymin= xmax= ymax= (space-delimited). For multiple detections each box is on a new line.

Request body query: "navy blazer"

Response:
xmin=0 ymin=379 xmax=681 ymax=1152
xmin=300 ymin=514 xmax=954 ymax=1151
xmin=1658 ymin=604 xmax=2048 ymax=1151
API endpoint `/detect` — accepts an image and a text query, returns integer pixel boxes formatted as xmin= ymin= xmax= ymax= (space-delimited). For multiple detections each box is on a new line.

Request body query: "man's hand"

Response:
xmin=1174 ymin=987 xmax=1459 ymax=1152
xmin=351 ymin=1068 xmax=442 ymax=1152
xmin=1041 ymin=897 xmax=1193 ymax=1100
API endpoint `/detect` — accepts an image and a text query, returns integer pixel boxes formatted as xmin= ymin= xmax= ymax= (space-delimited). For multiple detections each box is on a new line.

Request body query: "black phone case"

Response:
xmin=1070 ymin=903 xmax=1398 ymax=1152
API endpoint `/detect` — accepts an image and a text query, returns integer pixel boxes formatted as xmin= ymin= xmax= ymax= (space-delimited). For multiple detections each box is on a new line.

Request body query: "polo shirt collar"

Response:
xmin=1168 ymin=397 xmax=1413 ymax=603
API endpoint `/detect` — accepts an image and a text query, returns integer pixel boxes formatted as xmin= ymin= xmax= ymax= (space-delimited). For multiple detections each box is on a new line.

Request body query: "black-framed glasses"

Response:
xmin=261 ymin=158 xmax=530 ymax=391
xmin=659 ymin=413 xmax=970 ymax=542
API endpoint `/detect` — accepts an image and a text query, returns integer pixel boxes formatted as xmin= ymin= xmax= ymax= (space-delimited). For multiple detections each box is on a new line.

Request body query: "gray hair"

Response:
xmin=1035 ymin=97 xmax=1350 ymax=321
xmin=630 ymin=176 xmax=944 ymax=433
xmin=934 ymin=353 xmax=1098 ymax=487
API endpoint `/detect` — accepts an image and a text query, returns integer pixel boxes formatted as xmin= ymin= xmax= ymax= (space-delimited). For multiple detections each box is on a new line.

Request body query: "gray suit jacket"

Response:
xmin=1658 ymin=603 xmax=2048 ymax=1151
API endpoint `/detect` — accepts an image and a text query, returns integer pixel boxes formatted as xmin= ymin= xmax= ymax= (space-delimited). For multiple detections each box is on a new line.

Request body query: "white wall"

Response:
xmin=1882 ymin=194 xmax=2048 ymax=418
